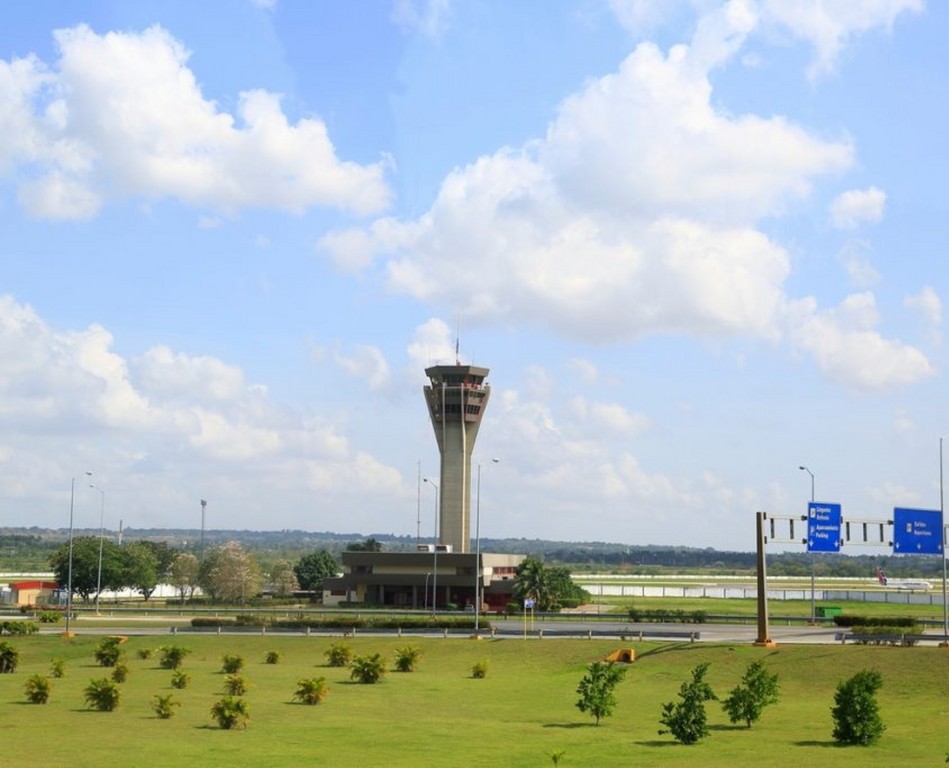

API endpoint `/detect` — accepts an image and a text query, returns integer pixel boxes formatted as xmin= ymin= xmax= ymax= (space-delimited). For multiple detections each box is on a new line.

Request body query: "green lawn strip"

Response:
xmin=0 ymin=635 xmax=946 ymax=767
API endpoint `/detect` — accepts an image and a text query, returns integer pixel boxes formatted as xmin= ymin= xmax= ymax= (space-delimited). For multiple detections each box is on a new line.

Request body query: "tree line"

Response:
xmin=46 ymin=538 xmax=345 ymax=605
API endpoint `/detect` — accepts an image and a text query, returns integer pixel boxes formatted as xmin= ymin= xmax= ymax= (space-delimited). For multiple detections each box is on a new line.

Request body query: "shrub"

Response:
xmin=0 ymin=641 xmax=20 ymax=673
xmin=171 ymin=669 xmax=191 ymax=689
xmin=158 ymin=645 xmax=191 ymax=670
xmin=84 ymin=678 xmax=121 ymax=711
xmin=152 ymin=694 xmax=180 ymax=719
xmin=221 ymin=654 xmax=245 ymax=674
xmin=722 ymin=660 xmax=780 ymax=728
xmin=0 ymin=620 xmax=38 ymax=636
xmin=659 ymin=662 xmax=717 ymax=745
xmin=576 ymin=661 xmax=626 ymax=725
xmin=137 ymin=648 xmax=154 ymax=660
xmin=831 ymin=669 xmax=885 ymax=746
xmin=471 ymin=660 xmax=489 ymax=679
xmin=350 ymin=653 xmax=387 ymax=684
xmin=210 ymin=697 xmax=250 ymax=730
xmin=24 ymin=674 xmax=52 ymax=704
xmin=37 ymin=611 xmax=62 ymax=624
xmin=94 ymin=638 xmax=123 ymax=668
xmin=293 ymin=676 xmax=330 ymax=705
xmin=394 ymin=646 xmax=422 ymax=673
xmin=265 ymin=650 xmax=281 ymax=665
xmin=49 ymin=658 xmax=66 ymax=678
xmin=111 ymin=662 xmax=130 ymax=683
xmin=324 ymin=642 xmax=353 ymax=668
xmin=223 ymin=674 xmax=248 ymax=696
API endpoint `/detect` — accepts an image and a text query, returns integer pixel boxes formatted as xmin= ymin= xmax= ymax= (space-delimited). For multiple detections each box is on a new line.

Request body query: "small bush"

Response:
xmin=293 ymin=677 xmax=330 ymax=705
xmin=50 ymin=658 xmax=66 ymax=678
xmin=210 ymin=697 xmax=250 ymax=730
xmin=111 ymin=662 xmax=130 ymax=683
xmin=265 ymin=650 xmax=281 ymax=665
xmin=84 ymin=678 xmax=121 ymax=711
xmin=831 ymin=669 xmax=885 ymax=746
xmin=394 ymin=646 xmax=422 ymax=673
xmin=158 ymin=645 xmax=191 ymax=670
xmin=471 ymin=660 xmax=489 ymax=679
xmin=221 ymin=654 xmax=245 ymax=674
xmin=24 ymin=674 xmax=52 ymax=704
xmin=350 ymin=653 xmax=386 ymax=684
xmin=0 ymin=641 xmax=20 ymax=673
xmin=37 ymin=611 xmax=62 ymax=624
xmin=137 ymin=648 xmax=154 ymax=660
xmin=94 ymin=638 xmax=123 ymax=668
xmin=324 ymin=642 xmax=353 ymax=668
xmin=171 ymin=669 xmax=191 ymax=689
xmin=152 ymin=694 xmax=180 ymax=719
xmin=223 ymin=674 xmax=248 ymax=696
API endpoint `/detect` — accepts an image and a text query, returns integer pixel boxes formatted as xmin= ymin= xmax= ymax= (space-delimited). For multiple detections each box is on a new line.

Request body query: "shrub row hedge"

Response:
xmin=627 ymin=608 xmax=708 ymax=624
xmin=191 ymin=615 xmax=482 ymax=630
xmin=0 ymin=620 xmax=39 ymax=636
xmin=847 ymin=625 xmax=923 ymax=646
xmin=833 ymin=615 xmax=917 ymax=628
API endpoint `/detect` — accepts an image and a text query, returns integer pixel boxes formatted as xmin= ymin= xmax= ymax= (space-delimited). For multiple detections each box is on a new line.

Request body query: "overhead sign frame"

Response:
xmin=892 ymin=507 xmax=944 ymax=555
xmin=806 ymin=502 xmax=842 ymax=553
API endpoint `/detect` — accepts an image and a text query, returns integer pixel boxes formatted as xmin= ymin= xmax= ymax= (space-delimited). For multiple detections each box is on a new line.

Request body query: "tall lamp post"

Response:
xmin=798 ymin=465 xmax=816 ymax=622
xmin=940 ymin=437 xmax=947 ymax=647
xmin=65 ymin=471 xmax=92 ymax=636
xmin=474 ymin=458 xmax=499 ymax=633
xmin=90 ymin=484 xmax=106 ymax=615
xmin=423 ymin=478 xmax=439 ymax=614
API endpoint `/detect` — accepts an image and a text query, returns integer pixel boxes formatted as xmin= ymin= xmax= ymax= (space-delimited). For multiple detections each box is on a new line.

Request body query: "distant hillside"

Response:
xmin=0 ymin=527 xmax=942 ymax=578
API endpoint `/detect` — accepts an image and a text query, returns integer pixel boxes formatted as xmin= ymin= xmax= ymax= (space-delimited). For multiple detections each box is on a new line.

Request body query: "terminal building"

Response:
xmin=323 ymin=360 xmax=525 ymax=609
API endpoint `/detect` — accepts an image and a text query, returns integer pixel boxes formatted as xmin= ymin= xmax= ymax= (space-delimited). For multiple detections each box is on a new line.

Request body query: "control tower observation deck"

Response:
xmin=423 ymin=364 xmax=491 ymax=554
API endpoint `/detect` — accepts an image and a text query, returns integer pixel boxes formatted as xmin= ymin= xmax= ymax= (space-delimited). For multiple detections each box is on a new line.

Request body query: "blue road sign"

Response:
xmin=807 ymin=502 xmax=842 ymax=553
xmin=892 ymin=508 xmax=944 ymax=554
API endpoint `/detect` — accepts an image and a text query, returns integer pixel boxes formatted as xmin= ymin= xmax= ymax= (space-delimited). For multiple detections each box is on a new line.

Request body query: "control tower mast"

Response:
xmin=423 ymin=363 xmax=490 ymax=553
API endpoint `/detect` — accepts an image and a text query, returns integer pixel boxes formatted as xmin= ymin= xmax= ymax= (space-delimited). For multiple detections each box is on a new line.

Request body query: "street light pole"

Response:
xmin=90 ymin=484 xmax=105 ymax=615
xmin=65 ymin=471 xmax=92 ymax=636
xmin=940 ymin=436 xmax=947 ymax=647
xmin=424 ymin=478 xmax=439 ymax=614
xmin=474 ymin=458 xmax=499 ymax=633
xmin=799 ymin=465 xmax=816 ymax=622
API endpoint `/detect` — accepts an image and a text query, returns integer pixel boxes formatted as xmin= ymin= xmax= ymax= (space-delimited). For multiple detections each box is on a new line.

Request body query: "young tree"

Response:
xmin=293 ymin=550 xmax=339 ymax=591
xmin=120 ymin=542 xmax=159 ymax=601
xmin=576 ymin=661 xmax=626 ymax=725
xmin=270 ymin=560 xmax=299 ymax=597
xmin=49 ymin=537 xmax=124 ymax=602
xmin=659 ymin=662 xmax=717 ymax=745
xmin=200 ymin=542 xmax=262 ymax=604
xmin=168 ymin=552 xmax=200 ymax=602
xmin=831 ymin=669 xmax=886 ymax=746
xmin=721 ymin=660 xmax=780 ymax=728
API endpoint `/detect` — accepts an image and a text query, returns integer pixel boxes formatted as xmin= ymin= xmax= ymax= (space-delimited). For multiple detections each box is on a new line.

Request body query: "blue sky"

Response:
xmin=1 ymin=0 xmax=945 ymax=551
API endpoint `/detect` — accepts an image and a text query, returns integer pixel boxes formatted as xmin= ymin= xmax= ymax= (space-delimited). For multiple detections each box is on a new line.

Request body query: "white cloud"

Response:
xmin=608 ymin=0 xmax=681 ymax=32
xmin=406 ymin=318 xmax=455 ymax=371
xmin=788 ymin=293 xmax=935 ymax=391
xmin=334 ymin=344 xmax=392 ymax=391
xmin=904 ymin=286 xmax=942 ymax=327
xmin=761 ymin=0 xmax=924 ymax=78
xmin=391 ymin=0 xmax=453 ymax=39
xmin=831 ymin=186 xmax=886 ymax=229
xmin=0 ymin=24 xmax=391 ymax=219
xmin=335 ymin=15 xmax=850 ymax=348
xmin=839 ymin=239 xmax=880 ymax=287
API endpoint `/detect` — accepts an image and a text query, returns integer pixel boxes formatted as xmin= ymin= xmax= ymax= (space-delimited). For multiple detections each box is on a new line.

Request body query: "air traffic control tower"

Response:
xmin=423 ymin=364 xmax=491 ymax=553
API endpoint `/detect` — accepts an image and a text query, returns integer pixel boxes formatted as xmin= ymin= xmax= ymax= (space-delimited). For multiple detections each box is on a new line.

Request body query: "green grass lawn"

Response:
xmin=0 ymin=634 xmax=946 ymax=767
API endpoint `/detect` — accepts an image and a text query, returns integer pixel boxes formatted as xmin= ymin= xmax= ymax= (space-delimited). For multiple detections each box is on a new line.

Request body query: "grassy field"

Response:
xmin=0 ymin=633 xmax=947 ymax=767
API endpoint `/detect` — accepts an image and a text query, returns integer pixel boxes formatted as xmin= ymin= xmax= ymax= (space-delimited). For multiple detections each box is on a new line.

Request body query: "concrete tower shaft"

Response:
xmin=423 ymin=364 xmax=490 ymax=553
